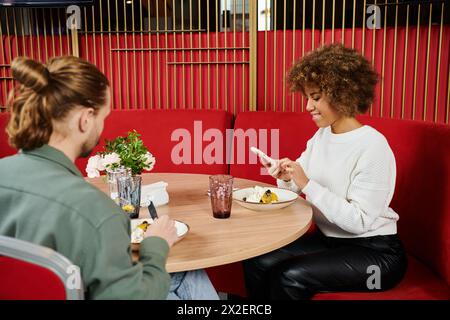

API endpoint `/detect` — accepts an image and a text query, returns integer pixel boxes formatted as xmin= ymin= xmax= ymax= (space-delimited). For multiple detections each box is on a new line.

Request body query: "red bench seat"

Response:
xmin=230 ymin=112 xmax=450 ymax=300
xmin=1 ymin=110 xmax=449 ymax=299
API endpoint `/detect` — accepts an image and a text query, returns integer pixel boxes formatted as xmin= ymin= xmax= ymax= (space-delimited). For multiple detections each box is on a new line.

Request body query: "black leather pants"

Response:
xmin=243 ymin=229 xmax=408 ymax=300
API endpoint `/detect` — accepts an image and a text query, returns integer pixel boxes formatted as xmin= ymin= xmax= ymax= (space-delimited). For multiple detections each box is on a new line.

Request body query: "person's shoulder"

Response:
xmin=61 ymin=178 xmax=125 ymax=229
xmin=0 ymin=153 xmax=42 ymax=181
xmin=360 ymin=126 xmax=395 ymax=159
xmin=316 ymin=127 xmax=327 ymax=135
xmin=0 ymin=153 xmax=24 ymax=169
xmin=0 ymin=154 xmax=125 ymax=229
xmin=362 ymin=126 xmax=390 ymax=147
xmin=309 ymin=127 xmax=327 ymax=141
xmin=0 ymin=151 xmax=62 ymax=174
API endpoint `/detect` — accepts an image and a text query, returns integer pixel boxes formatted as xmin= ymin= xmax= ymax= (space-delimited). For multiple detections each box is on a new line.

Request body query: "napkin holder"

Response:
xmin=140 ymin=181 xmax=169 ymax=207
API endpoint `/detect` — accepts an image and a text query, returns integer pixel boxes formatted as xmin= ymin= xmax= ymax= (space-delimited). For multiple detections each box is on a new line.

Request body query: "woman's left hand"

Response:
xmin=279 ymin=159 xmax=310 ymax=190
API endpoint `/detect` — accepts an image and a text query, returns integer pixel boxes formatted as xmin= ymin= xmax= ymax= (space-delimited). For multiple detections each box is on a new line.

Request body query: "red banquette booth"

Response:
xmin=0 ymin=0 xmax=449 ymax=301
xmin=1 ymin=110 xmax=449 ymax=300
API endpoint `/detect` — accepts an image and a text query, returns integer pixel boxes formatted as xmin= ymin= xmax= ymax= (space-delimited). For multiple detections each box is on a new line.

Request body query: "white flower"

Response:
xmin=143 ymin=152 xmax=156 ymax=171
xmin=86 ymin=153 xmax=121 ymax=177
xmin=86 ymin=155 xmax=101 ymax=178
xmin=102 ymin=152 xmax=121 ymax=169
xmin=86 ymin=168 xmax=100 ymax=178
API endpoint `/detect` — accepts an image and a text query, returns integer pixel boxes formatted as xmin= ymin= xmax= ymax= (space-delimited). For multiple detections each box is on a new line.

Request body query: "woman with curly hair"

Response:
xmin=244 ymin=44 xmax=407 ymax=300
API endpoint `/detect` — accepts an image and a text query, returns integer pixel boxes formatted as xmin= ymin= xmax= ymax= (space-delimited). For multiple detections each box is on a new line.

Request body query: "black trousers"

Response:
xmin=243 ymin=229 xmax=408 ymax=300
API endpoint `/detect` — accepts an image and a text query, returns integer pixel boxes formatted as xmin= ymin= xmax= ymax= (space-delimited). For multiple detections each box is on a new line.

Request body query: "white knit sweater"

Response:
xmin=278 ymin=125 xmax=399 ymax=238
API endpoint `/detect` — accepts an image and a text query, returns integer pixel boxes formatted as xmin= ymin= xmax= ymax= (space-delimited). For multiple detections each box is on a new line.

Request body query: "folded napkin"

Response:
xmin=140 ymin=181 xmax=169 ymax=207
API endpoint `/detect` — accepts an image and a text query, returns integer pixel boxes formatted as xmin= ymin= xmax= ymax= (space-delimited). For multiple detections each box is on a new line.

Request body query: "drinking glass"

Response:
xmin=106 ymin=167 xmax=131 ymax=204
xmin=117 ymin=175 xmax=142 ymax=219
xmin=209 ymin=175 xmax=234 ymax=219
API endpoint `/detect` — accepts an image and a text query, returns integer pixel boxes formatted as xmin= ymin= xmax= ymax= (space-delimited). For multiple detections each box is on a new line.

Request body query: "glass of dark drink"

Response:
xmin=209 ymin=175 xmax=234 ymax=219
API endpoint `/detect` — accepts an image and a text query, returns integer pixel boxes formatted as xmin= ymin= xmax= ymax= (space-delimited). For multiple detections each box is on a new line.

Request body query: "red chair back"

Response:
xmin=0 ymin=256 xmax=67 ymax=300
xmin=0 ymin=236 xmax=84 ymax=300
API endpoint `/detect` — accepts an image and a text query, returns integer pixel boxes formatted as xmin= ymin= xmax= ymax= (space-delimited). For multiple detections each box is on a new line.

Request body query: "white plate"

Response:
xmin=233 ymin=187 xmax=298 ymax=211
xmin=130 ymin=218 xmax=189 ymax=246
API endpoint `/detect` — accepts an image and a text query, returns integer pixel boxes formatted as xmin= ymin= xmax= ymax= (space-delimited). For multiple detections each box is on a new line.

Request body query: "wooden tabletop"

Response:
xmin=87 ymin=173 xmax=312 ymax=273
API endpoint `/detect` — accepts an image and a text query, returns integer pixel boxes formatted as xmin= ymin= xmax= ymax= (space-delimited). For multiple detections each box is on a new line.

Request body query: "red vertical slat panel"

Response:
xmin=436 ymin=26 xmax=450 ymax=124
xmin=423 ymin=26 xmax=440 ymax=122
xmin=403 ymin=26 xmax=417 ymax=121
xmin=2 ymin=24 xmax=449 ymax=124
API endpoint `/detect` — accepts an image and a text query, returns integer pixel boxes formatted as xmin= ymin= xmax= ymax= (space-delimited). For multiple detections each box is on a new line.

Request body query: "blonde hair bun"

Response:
xmin=7 ymin=56 xmax=109 ymax=151
xmin=11 ymin=57 xmax=50 ymax=93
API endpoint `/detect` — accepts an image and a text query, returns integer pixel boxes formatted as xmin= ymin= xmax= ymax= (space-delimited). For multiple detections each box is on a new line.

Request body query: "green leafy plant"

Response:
xmin=101 ymin=130 xmax=155 ymax=176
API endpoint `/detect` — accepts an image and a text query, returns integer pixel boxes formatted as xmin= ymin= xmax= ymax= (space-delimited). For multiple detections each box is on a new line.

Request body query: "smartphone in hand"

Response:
xmin=250 ymin=147 xmax=277 ymax=167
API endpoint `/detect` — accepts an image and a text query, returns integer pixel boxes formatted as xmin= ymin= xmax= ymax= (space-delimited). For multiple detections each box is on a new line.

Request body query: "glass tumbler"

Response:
xmin=209 ymin=175 xmax=234 ymax=219
xmin=117 ymin=175 xmax=142 ymax=219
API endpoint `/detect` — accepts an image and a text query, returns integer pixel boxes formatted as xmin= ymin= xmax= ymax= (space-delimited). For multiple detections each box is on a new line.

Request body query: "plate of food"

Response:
xmin=130 ymin=218 xmax=189 ymax=250
xmin=232 ymin=186 xmax=298 ymax=211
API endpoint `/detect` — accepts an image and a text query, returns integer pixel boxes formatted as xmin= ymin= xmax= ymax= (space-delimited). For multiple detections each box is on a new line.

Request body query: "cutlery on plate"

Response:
xmin=147 ymin=201 xmax=158 ymax=220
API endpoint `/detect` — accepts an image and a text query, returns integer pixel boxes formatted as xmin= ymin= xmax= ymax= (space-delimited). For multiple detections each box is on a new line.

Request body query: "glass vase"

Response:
xmin=106 ymin=166 xmax=131 ymax=204
xmin=117 ymin=175 xmax=142 ymax=219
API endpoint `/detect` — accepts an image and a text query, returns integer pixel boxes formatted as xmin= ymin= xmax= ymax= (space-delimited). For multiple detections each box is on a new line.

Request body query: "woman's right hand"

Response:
xmin=145 ymin=215 xmax=178 ymax=248
xmin=260 ymin=156 xmax=293 ymax=181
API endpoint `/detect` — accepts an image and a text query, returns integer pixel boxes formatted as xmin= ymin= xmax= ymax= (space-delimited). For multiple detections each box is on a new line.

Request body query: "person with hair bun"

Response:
xmin=244 ymin=44 xmax=408 ymax=300
xmin=6 ymin=56 xmax=110 ymax=155
xmin=0 ymin=56 xmax=218 ymax=300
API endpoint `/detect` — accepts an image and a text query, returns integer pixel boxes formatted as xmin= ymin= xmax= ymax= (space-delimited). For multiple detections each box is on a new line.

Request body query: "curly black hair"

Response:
xmin=287 ymin=44 xmax=378 ymax=116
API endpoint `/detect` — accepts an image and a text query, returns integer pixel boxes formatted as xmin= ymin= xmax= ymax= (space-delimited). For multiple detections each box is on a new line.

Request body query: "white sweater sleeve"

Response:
xmin=301 ymin=139 xmax=396 ymax=235
xmin=277 ymin=178 xmax=301 ymax=193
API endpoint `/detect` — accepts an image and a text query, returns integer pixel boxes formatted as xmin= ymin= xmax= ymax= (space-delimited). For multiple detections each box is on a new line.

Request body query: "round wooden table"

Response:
xmin=88 ymin=173 xmax=312 ymax=273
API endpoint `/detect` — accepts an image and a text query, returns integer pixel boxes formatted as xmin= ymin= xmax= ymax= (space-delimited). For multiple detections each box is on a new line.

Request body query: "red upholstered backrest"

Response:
xmin=0 ymin=113 xmax=17 ymax=158
xmin=231 ymin=112 xmax=450 ymax=285
xmin=1 ymin=110 xmax=234 ymax=174
xmin=359 ymin=116 xmax=450 ymax=286
xmin=75 ymin=109 xmax=233 ymax=175
xmin=0 ymin=256 xmax=66 ymax=300
xmin=230 ymin=112 xmax=317 ymax=184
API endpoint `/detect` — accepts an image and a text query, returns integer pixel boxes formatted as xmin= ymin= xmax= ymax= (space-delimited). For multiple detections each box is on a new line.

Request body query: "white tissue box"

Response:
xmin=140 ymin=181 xmax=169 ymax=207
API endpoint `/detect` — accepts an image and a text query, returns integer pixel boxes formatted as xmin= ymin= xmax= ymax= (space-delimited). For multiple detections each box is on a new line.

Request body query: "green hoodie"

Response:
xmin=0 ymin=144 xmax=170 ymax=299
